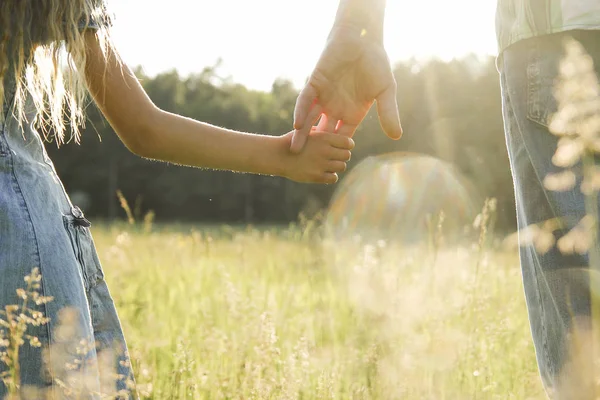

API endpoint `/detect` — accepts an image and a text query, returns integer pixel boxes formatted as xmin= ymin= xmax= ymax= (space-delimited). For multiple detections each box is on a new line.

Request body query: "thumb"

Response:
xmin=376 ymin=84 xmax=403 ymax=140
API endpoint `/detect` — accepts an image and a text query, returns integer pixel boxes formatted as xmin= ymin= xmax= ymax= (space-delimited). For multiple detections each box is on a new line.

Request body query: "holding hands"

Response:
xmin=284 ymin=22 xmax=400 ymax=185
xmin=81 ymin=0 xmax=394 ymax=187
xmin=285 ymin=0 xmax=400 ymax=185
xmin=291 ymin=25 xmax=402 ymax=152
xmin=280 ymin=128 xmax=354 ymax=184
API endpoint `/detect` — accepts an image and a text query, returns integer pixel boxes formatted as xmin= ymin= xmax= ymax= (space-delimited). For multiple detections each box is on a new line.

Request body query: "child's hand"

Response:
xmin=279 ymin=127 xmax=354 ymax=184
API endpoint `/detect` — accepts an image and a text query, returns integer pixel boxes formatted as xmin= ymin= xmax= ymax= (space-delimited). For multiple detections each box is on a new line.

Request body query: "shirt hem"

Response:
xmin=496 ymin=24 xmax=600 ymax=72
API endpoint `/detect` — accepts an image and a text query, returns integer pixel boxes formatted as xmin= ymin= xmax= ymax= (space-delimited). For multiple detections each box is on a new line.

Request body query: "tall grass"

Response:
xmin=85 ymin=217 xmax=544 ymax=399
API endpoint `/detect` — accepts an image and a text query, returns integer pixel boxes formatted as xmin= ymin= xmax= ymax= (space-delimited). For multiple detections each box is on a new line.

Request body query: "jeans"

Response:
xmin=500 ymin=30 xmax=600 ymax=398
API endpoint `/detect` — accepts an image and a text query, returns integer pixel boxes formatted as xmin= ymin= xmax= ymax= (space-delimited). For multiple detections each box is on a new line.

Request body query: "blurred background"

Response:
xmin=47 ymin=0 xmax=513 ymax=231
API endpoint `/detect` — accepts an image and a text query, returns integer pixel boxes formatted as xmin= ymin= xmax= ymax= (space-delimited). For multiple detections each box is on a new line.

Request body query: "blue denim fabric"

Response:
xmin=500 ymin=30 xmax=600 ymax=398
xmin=0 ymin=80 xmax=135 ymax=397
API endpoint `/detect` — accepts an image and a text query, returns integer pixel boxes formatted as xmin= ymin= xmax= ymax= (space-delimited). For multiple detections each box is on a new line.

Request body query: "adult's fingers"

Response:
xmin=291 ymin=84 xmax=320 ymax=154
xmin=376 ymin=84 xmax=403 ymax=140
xmin=336 ymin=122 xmax=358 ymax=138
xmin=317 ymin=114 xmax=338 ymax=133
xmin=291 ymin=103 xmax=323 ymax=154
xmin=293 ymin=84 xmax=318 ymax=130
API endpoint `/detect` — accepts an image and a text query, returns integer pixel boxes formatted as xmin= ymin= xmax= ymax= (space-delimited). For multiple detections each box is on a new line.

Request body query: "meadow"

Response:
xmin=85 ymin=213 xmax=546 ymax=399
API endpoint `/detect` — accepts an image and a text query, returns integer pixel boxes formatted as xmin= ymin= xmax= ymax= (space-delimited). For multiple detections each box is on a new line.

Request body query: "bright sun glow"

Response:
xmin=110 ymin=0 xmax=497 ymax=91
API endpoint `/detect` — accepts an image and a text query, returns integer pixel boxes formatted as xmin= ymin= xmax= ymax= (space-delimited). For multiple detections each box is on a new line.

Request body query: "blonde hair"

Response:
xmin=0 ymin=0 xmax=113 ymax=143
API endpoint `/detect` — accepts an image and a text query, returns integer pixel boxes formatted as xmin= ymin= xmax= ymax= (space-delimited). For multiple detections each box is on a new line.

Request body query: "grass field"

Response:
xmin=84 ymin=217 xmax=546 ymax=399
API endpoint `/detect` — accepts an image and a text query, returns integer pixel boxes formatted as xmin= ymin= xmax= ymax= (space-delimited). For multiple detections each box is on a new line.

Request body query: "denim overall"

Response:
xmin=0 ymin=73 xmax=135 ymax=398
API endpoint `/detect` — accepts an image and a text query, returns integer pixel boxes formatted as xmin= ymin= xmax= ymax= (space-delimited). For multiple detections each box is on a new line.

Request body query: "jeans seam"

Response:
xmin=503 ymin=75 xmax=554 ymax=378
xmin=514 ymin=129 xmax=553 ymax=378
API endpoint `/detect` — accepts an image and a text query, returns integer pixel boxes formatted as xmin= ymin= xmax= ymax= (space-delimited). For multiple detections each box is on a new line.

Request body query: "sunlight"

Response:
xmin=109 ymin=0 xmax=497 ymax=91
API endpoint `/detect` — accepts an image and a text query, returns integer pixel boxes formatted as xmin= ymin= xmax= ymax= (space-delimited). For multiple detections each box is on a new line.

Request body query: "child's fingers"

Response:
xmin=328 ymin=148 xmax=352 ymax=162
xmin=319 ymin=172 xmax=339 ymax=185
xmin=323 ymin=133 xmax=354 ymax=149
xmin=327 ymin=161 xmax=347 ymax=173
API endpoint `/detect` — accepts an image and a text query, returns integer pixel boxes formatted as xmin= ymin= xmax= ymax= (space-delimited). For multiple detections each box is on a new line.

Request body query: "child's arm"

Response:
xmin=82 ymin=33 xmax=353 ymax=184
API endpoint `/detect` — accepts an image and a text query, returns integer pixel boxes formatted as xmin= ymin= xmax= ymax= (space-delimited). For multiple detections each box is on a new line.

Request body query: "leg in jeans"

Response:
xmin=501 ymin=30 xmax=600 ymax=399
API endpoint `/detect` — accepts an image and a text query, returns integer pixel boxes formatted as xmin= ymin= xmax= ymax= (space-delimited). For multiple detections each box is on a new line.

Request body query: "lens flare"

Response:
xmin=325 ymin=152 xmax=481 ymax=245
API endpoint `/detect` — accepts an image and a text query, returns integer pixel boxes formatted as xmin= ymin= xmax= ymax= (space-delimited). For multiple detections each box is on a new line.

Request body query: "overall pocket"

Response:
xmin=62 ymin=206 xmax=105 ymax=292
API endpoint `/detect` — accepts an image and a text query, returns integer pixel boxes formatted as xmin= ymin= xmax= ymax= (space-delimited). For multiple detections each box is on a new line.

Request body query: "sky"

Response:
xmin=109 ymin=0 xmax=498 ymax=92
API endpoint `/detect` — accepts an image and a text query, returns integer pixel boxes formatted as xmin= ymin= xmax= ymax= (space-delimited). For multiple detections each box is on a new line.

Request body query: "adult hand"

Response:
xmin=291 ymin=26 xmax=402 ymax=153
